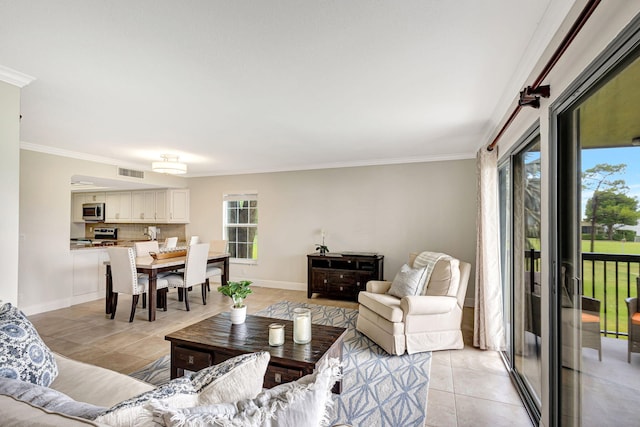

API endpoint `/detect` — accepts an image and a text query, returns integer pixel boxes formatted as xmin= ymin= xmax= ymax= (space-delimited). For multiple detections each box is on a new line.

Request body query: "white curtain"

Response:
xmin=473 ymin=148 xmax=506 ymax=351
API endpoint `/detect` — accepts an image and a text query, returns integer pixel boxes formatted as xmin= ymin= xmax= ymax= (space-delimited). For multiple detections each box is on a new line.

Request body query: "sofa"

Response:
xmin=0 ymin=302 xmax=346 ymax=427
xmin=356 ymin=251 xmax=471 ymax=355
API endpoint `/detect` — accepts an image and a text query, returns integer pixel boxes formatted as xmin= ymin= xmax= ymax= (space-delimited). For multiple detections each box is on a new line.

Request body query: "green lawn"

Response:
xmin=581 ymin=239 xmax=640 ymax=255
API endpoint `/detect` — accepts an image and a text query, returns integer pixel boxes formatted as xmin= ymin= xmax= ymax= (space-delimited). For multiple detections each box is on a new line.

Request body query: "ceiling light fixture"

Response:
xmin=152 ymin=154 xmax=187 ymax=175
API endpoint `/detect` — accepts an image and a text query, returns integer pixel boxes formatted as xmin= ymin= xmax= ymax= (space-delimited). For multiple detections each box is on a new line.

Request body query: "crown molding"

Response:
xmin=187 ymin=152 xmax=476 ymax=177
xmin=20 ymin=141 xmax=150 ymax=171
xmin=0 ymin=65 xmax=35 ymax=88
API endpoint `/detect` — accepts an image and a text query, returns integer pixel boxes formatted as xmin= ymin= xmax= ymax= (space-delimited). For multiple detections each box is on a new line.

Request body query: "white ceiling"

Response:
xmin=1 ymin=0 xmax=573 ymax=176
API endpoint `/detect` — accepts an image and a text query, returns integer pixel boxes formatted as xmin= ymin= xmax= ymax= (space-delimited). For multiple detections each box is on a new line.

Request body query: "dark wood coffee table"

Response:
xmin=165 ymin=312 xmax=347 ymax=392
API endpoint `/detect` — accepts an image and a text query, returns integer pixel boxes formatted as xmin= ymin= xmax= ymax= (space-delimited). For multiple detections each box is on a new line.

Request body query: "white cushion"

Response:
xmin=95 ymin=351 xmax=270 ymax=427
xmin=152 ymin=358 xmax=341 ymax=427
xmin=386 ymin=264 xmax=427 ymax=298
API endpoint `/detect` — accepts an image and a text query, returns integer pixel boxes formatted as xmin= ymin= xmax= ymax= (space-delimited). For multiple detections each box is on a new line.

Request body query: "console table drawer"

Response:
xmin=264 ymin=365 xmax=304 ymax=388
xmin=173 ymin=347 xmax=212 ymax=371
xmin=307 ymin=253 xmax=384 ymax=301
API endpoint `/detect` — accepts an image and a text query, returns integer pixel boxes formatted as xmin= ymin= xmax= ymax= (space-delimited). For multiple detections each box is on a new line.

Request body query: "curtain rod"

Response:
xmin=487 ymin=0 xmax=602 ymax=152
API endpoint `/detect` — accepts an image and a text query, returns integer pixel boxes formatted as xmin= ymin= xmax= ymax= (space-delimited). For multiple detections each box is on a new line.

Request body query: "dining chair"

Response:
xmin=205 ymin=240 xmax=228 ymax=291
xmin=107 ymin=247 xmax=169 ymax=322
xmin=163 ymin=242 xmax=210 ymax=311
xmin=134 ymin=240 xmax=159 ymax=257
xmin=164 ymin=237 xmax=178 ymax=249
xmin=189 ymin=236 xmax=200 ymax=245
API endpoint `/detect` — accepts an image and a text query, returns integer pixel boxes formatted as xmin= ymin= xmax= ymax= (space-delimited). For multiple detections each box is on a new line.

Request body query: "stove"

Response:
xmin=93 ymin=227 xmax=118 ymax=240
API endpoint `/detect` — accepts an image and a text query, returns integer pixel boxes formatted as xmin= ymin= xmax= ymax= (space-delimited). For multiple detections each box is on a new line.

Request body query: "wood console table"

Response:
xmin=307 ymin=252 xmax=384 ymax=301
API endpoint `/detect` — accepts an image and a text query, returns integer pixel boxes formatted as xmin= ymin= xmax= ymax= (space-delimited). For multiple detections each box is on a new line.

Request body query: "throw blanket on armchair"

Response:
xmin=412 ymin=251 xmax=451 ymax=294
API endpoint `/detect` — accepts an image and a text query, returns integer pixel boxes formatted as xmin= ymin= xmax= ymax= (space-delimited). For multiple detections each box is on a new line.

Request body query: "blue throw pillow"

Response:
xmin=0 ymin=303 xmax=58 ymax=387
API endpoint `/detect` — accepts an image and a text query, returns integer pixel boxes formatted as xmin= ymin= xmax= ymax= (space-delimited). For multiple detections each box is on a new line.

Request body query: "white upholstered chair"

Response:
xmin=163 ymin=237 xmax=178 ymax=249
xmin=107 ymin=247 xmax=169 ymax=322
xmin=205 ymin=240 xmax=228 ymax=291
xmin=356 ymin=252 xmax=471 ymax=355
xmin=163 ymin=242 xmax=210 ymax=311
xmin=134 ymin=241 xmax=159 ymax=257
xmin=189 ymin=236 xmax=200 ymax=245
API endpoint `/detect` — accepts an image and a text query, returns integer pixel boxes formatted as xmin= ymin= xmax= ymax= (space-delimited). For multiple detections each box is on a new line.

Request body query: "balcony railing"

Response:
xmin=582 ymin=252 xmax=640 ymax=338
xmin=524 ymin=249 xmax=640 ymax=338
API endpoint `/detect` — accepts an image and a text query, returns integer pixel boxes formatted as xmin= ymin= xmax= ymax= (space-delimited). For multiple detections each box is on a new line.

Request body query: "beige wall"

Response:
xmin=187 ymin=160 xmax=477 ymax=302
xmin=492 ymin=3 xmax=640 ymax=427
xmin=0 ymin=81 xmax=21 ymax=305
xmin=18 ymin=149 xmax=187 ymax=314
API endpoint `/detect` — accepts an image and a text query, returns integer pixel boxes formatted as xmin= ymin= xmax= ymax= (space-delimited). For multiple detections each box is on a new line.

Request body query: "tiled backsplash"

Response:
xmin=84 ymin=223 xmax=186 ymax=242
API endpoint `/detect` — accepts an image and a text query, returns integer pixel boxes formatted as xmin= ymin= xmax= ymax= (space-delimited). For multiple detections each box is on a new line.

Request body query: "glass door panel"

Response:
xmin=556 ymin=46 xmax=640 ymax=427
xmin=513 ymin=137 xmax=543 ymax=409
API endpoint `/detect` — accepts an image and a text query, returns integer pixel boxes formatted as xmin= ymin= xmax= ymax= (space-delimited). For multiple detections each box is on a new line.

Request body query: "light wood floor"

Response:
xmin=29 ymin=286 xmax=532 ymax=427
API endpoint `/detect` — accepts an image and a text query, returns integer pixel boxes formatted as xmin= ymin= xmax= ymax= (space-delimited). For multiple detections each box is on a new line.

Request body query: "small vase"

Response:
xmin=230 ymin=305 xmax=247 ymax=324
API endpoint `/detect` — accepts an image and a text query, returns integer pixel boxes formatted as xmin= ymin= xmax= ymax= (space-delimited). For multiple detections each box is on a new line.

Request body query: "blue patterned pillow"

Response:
xmin=0 ymin=303 xmax=58 ymax=387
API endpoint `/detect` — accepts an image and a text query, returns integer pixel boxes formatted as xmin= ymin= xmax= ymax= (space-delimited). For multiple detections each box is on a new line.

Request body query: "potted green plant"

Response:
xmin=218 ymin=280 xmax=253 ymax=324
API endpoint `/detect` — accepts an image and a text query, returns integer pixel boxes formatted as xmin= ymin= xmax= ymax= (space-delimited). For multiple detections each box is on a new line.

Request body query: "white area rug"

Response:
xmin=131 ymin=301 xmax=432 ymax=426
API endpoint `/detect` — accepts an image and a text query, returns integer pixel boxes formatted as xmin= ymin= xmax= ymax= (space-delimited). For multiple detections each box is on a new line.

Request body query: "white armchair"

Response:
xmin=356 ymin=252 xmax=471 ymax=355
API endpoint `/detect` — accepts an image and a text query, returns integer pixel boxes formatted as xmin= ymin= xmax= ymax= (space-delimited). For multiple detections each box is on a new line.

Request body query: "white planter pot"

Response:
xmin=230 ymin=305 xmax=247 ymax=324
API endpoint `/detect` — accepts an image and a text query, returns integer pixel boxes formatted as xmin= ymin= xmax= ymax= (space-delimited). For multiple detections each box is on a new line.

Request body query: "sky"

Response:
xmin=582 ymin=146 xmax=640 ymax=221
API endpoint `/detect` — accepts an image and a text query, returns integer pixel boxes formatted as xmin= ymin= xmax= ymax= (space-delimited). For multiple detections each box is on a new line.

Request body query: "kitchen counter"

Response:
xmin=69 ymin=239 xmax=153 ymax=250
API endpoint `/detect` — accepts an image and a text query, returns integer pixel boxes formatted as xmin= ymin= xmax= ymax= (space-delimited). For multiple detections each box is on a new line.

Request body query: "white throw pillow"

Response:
xmin=153 ymin=357 xmax=342 ymax=427
xmin=387 ymin=264 xmax=427 ymax=298
xmin=95 ymin=351 xmax=270 ymax=427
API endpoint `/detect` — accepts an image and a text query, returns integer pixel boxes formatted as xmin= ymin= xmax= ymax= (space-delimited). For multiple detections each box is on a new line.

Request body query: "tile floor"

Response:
xmin=28 ymin=287 xmax=532 ymax=427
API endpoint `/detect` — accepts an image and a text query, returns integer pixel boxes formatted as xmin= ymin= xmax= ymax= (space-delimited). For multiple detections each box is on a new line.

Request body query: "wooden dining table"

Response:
xmin=105 ymin=251 xmax=230 ymax=321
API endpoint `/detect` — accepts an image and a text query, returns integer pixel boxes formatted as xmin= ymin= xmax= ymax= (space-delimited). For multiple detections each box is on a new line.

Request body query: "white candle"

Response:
xmin=293 ymin=308 xmax=312 ymax=344
xmin=269 ymin=323 xmax=285 ymax=346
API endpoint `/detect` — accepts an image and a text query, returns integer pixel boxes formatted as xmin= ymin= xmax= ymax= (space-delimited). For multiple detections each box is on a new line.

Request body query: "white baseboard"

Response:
xmin=231 ymin=278 xmax=306 ymax=292
xmin=71 ymin=292 xmax=103 ymax=306
xmin=21 ymin=298 xmax=73 ymax=316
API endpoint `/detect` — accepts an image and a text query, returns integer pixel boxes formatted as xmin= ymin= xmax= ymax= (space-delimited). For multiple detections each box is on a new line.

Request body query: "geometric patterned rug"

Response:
xmin=256 ymin=301 xmax=431 ymax=427
xmin=130 ymin=301 xmax=431 ymax=427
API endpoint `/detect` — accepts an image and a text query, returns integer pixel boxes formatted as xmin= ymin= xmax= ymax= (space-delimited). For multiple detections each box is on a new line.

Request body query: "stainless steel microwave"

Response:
xmin=82 ymin=203 xmax=105 ymax=221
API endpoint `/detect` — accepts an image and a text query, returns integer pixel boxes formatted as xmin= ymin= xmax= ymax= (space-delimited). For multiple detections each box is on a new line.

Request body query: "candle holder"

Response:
xmin=268 ymin=323 xmax=285 ymax=346
xmin=293 ymin=308 xmax=312 ymax=344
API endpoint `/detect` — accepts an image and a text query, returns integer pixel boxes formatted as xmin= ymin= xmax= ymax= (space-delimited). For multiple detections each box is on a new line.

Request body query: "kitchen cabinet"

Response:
xmin=71 ymin=189 xmax=188 ymax=224
xmin=72 ymin=248 xmax=108 ymax=300
xmin=131 ymin=190 xmax=173 ymax=222
xmin=154 ymin=190 xmax=168 ymax=222
xmin=166 ymin=189 xmax=190 ymax=223
xmin=131 ymin=191 xmax=156 ymax=222
xmin=105 ymin=192 xmax=132 ymax=222
xmin=71 ymin=192 xmax=106 ymax=222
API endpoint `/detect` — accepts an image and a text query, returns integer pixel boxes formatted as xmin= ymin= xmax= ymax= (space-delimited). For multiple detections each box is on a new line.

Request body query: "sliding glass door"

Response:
xmin=553 ymin=22 xmax=640 ymax=427
xmin=500 ymin=128 xmax=543 ymax=423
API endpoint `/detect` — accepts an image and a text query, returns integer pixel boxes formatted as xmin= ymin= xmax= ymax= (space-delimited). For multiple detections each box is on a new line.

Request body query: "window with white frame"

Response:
xmin=223 ymin=193 xmax=258 ymax=262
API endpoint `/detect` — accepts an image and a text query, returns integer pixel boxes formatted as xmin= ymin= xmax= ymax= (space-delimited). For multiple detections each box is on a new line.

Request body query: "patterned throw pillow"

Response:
xmin=0 ymin=303 xmax=58 ymax=387
xmin=95 ymin=351 xmax=270 ymax=427
xmin=153 ymin=357 xmax=342 ymax=427
xmin=386 ymin=264 xmax=427 ymax=298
